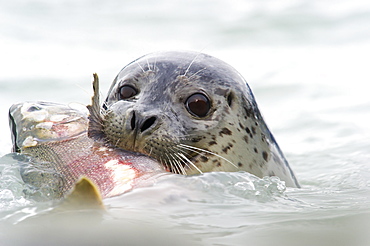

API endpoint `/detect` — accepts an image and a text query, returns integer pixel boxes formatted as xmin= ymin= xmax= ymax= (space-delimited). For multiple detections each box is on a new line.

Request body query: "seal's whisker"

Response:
xmin=163 ymin=146 xmax=186 ymax=175
xmin=159 ymin=156 xmax=173 ymax=173
xmin=188 ymin=67 xmax=207 ymax=80
xmin=166 ymin=146 xmax=189 ymax=175
xmin=172 ymin=145 xmax=207 ymax=169
xmin=173 ymin=145 xmax=192 ymax=157
xmin=172 ymin=155 xmax=187 ymax=175
xmin=176 ymin=155 xmax=189 ymax=175
xmin=159 ymin=155 xmax=171 ymax=173
xmin=135 ymin=61 xmax=145 ymax=73
xmin=158 ymin=156 xmax=165 ymax=169
xmin=177 ymin=133 xmax=200 ymax=138
xmin=153 ymin=56 xmax=157 ymax=71
xmin=114 ymin=138 xmax=121 ymax=147
xmin=171 ymin=153 xmax=186 ymax=175
xmin=168 ymin=152 xmax=185 ymax=175
xmin=146 ymin=58 xmax=151 ymax=71
xmin=175 ymin=152 xmax=203 ymax=174
xmin=177 ymin=144 xmax=238 ymax=169
xmin=165 ymin=153 xmax=180 ymax=173
xmin=184 ymin=52 xmax=201 ymax=77
xmin=176 ymin=134 xmax=209 ymax=143
xmin=90 ymin=108 xmax=106 ymax=127
xmin=162 ymin=151 xmax=175 ymax=173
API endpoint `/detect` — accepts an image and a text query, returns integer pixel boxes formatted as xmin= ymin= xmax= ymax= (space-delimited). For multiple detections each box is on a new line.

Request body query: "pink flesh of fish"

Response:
xmin=9 ymin=101 xmax=165 ymax=199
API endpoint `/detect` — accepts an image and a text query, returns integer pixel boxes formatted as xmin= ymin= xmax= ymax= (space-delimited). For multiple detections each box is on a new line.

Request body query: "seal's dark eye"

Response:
xmin=119 ymin=85 xmax=137 ymax=99
xmin=185 ymin=93 xmax=211 ymax=117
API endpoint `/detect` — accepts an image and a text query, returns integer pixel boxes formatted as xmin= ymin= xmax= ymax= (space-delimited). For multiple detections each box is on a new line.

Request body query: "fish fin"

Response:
xmin=59 ymin=176 xmax=104 ymax=210
xmin=87 ymin=73 xmax=105 ymax=141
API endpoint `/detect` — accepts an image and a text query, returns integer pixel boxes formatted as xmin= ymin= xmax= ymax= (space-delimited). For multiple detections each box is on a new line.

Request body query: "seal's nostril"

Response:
xmin=130 ymin=111 xmax=136 ymax=130
xmin=140 ymin=117 xmax=156 ymax=133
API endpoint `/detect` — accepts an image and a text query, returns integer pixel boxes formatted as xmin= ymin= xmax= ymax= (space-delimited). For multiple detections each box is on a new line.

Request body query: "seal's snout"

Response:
xmin=130 ymin=111 xmax=158 ymax=134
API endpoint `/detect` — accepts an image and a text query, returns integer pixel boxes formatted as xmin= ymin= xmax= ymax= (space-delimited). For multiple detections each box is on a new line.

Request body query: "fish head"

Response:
xmin=9 ymin=102 xmax=88 ymax=152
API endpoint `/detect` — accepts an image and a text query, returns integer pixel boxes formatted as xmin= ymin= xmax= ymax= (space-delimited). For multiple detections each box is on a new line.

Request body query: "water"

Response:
xmin=1 ymin=0 xmax=370 ymax=245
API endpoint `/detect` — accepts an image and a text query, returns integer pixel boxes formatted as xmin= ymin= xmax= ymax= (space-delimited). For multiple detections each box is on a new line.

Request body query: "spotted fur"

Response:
xmin=88 ymin=51 xmax=300 ymax=188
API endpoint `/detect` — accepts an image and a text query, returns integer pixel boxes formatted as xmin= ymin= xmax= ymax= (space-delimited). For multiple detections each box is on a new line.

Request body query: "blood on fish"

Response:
xmin=9 ymin=81 xmax=165 ymax=200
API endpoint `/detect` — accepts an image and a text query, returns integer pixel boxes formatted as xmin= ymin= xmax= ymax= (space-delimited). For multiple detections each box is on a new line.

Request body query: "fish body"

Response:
xmin=9 ymin=101 xmax=165 ymax=199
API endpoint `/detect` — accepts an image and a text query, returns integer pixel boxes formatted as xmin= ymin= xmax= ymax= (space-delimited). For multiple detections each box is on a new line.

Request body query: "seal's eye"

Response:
xmin=119 ymin=85 xmax=137 ymax=99
xmin=185 ymin=93 xmax=211 ymax=118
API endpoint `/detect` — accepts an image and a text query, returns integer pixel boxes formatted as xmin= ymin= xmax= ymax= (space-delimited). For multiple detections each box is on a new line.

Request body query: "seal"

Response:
xmin=89 ymin=51 xmax=300 ymax=188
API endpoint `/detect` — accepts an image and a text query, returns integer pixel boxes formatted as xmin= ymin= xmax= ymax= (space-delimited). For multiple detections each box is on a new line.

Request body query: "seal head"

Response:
xmin=90 ymin=51 xmax=300 ymax=187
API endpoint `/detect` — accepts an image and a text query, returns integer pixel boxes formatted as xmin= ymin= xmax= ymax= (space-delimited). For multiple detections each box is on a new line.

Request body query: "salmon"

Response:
xmin=8 ymin=74 xmax=165 ymax=199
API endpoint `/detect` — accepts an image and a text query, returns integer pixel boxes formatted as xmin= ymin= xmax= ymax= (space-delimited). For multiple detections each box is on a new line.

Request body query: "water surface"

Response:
xmin=0 ymin=0 xmax=370 ymax=245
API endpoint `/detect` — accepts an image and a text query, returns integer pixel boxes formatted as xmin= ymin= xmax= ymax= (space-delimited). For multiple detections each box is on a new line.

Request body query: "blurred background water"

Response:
xmin=1 ymin=0 xmax=370 ymax=245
